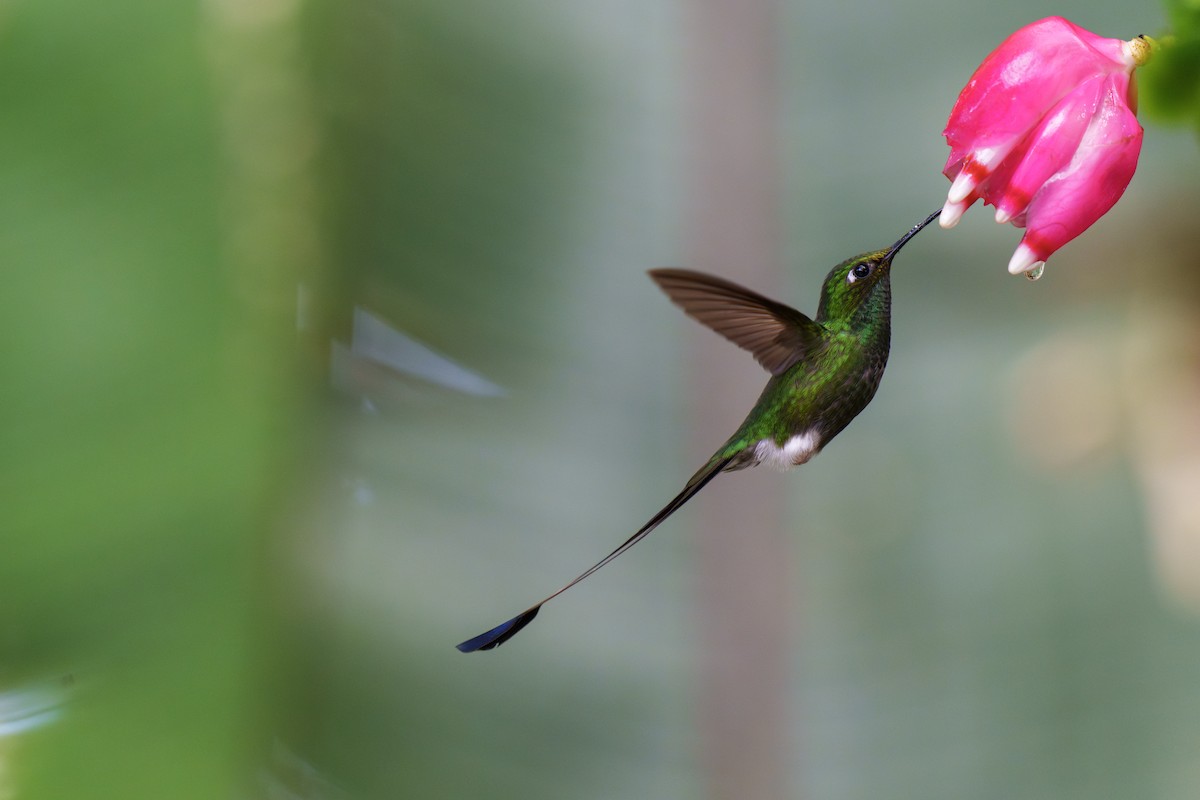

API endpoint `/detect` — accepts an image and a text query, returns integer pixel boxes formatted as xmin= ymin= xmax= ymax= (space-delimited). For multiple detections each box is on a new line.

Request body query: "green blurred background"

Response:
xmin=3 ymin=0 xmax=1200 ymax=798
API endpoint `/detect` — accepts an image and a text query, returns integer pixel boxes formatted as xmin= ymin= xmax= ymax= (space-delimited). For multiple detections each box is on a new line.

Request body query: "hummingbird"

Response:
xmin=456 ymin=210 xmax=940 ymax=652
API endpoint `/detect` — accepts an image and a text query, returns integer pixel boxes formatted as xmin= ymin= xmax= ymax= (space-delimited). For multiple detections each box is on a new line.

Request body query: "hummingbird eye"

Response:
xmin=847 ymin=262 xmax=873 ymax=283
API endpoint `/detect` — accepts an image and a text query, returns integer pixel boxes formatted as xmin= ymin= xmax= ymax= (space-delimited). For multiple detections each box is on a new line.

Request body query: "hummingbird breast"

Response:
xmin=722 ymin=322 xmax=891 ymax=472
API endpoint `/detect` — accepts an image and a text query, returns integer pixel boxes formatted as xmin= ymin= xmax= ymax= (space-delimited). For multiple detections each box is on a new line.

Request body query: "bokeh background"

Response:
xmin=4 ymin=0 xmax=1200 ymax=798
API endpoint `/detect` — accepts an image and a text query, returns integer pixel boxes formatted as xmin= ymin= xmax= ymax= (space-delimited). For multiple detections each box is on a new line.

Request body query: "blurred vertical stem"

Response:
xmin=686 ymin=1 xmax=795 ymax=798
xmin=202 ymin=0 xmax=329 ymax=777
xmin=0 ymin=0 xmax=322 ymax=796
xmin=204 ymin=0 xmax=328 ymax=358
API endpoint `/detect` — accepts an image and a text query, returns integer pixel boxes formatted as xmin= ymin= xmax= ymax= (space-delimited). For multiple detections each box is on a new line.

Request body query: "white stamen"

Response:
xmin=1007 ymin=242 xmax=1045 ymax=276
xmin=939 ymin=198 xmax=967 ymax=229
xmin=946 ymin=171 xmax=977 ymax=205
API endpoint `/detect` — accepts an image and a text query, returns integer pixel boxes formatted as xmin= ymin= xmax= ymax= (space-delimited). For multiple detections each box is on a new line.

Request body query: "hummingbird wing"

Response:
xmin=456 ymin=453 xmax=735 ymax=652
xmin=648 ymin=268 xmax=823 ymax=376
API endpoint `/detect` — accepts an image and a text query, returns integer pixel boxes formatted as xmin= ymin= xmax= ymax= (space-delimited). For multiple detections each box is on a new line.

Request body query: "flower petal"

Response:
xmin=986 ymin=74 xmax=1105 ymax=222
xmin=1015 ymin=72 xmax=1143 ymax=264
xmin=939 ymin=196 xmax=971 ymax=229
xmin=943 ymin=17 xmax=1130 ymax=184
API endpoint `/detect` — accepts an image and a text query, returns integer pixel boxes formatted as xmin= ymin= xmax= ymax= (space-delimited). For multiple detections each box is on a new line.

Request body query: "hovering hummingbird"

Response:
xmin=456 ymin=210 xmax=940 ymax=652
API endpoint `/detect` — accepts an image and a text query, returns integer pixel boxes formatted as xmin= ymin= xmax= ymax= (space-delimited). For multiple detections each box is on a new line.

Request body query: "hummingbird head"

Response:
xmin=816 ymin=210 xmax=940 ymax=324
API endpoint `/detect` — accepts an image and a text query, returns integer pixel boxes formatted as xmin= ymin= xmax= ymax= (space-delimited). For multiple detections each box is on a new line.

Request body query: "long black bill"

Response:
xmin=884 ymin=209 xmax=941 ymax=261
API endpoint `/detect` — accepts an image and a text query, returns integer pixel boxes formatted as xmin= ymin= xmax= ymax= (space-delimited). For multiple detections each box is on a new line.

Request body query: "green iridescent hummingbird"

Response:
xmin=457 ymin=210 xmax=940 ymax=652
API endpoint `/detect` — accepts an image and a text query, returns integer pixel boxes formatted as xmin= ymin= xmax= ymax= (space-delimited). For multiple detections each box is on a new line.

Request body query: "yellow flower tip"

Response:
xmin=1124 ymin=35 xmax=1154 ymax=69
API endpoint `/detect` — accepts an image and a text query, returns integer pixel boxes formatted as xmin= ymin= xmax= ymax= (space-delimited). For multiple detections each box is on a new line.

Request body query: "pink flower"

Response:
xmin=940 ymin=17 xmax=1153 ymax=275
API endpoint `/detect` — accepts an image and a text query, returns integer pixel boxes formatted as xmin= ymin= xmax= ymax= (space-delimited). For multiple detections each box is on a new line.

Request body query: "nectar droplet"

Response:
xmin=1025 ymin=263 xmax=1046 ymax=281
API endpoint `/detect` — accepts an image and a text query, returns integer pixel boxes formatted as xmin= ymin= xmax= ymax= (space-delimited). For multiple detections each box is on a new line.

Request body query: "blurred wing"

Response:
xmin=648 ymin=269 xmax=823 ymax=375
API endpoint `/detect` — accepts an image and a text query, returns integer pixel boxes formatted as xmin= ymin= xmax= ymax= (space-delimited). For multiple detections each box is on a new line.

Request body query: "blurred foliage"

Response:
xmin=0 ymin=0 xmax=292 ymax=796
xmin=1141 ymin=0 xmax=1200 ymax=127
